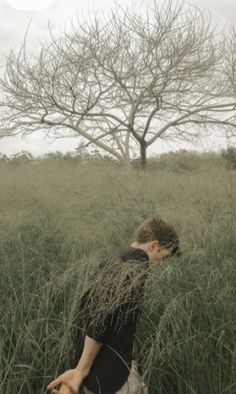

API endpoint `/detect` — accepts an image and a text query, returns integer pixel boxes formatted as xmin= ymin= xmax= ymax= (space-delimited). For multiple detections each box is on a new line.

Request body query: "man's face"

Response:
xmin=147 ymin=240 xmax=175 ymax=265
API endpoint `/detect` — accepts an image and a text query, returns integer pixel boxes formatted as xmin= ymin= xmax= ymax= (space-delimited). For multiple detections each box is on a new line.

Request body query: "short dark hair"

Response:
xmin=134 ymin=214 xmax=181 ymax=257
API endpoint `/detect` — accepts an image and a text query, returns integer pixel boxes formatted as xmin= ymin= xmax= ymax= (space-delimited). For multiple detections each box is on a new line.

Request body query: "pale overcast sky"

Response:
xmin=0 ymin=0 xmax=235 ymax=157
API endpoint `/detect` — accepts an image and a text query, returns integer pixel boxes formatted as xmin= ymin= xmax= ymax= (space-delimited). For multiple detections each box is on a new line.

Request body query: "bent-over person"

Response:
xmin=46 ymin=214 xmax=181 ymax=394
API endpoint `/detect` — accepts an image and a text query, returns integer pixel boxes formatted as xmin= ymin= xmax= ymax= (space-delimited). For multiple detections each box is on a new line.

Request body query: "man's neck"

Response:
xmin=130 ymin=242 xmax=149 ymax=255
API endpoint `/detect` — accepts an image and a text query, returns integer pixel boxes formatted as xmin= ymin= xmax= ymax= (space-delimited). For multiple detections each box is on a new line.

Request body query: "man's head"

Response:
xmin=131 ymin=214 xmax=181 ymax=265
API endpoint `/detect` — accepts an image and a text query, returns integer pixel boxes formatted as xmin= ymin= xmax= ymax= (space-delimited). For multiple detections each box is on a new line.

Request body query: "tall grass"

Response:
xmin=0 ymin=153 xmax=235 ymax=393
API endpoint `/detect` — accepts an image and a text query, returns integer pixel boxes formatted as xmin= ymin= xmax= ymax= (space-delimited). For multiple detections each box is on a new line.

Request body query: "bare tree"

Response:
xmin=0 ymin=0 xmax=236 ymax=168
xmin=216 ymin=24 xmax=236 ymax=141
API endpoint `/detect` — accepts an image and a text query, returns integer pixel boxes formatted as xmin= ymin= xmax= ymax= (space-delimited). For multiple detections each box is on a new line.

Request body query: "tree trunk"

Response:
xmin=140 ymin=141 xmax=147 ymax=169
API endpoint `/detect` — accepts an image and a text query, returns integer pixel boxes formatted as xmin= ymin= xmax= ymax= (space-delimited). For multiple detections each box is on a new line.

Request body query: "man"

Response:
xmin=47 ymin=214 xmax=181 ymax=394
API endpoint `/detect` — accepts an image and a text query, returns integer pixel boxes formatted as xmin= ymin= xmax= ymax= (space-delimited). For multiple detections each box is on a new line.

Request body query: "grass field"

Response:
xmin=0 ymin=152 xmax=236 ymax=394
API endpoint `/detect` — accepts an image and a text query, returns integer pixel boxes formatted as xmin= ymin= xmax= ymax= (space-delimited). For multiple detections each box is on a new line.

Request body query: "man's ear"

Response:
xmin=152 ymin=240 xmax=160 ymax=250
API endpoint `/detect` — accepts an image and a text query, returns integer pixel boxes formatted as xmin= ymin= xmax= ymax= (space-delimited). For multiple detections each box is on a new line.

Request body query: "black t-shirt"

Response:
xmin=71 ymin=246 xmax=149 ymax=394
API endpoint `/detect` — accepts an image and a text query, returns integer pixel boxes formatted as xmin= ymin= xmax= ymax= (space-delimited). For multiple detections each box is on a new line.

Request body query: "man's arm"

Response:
xmin=47 ymin=336 xmax=103 ymax=394
xmin=75 ymin=335 xmax=103 ymax=377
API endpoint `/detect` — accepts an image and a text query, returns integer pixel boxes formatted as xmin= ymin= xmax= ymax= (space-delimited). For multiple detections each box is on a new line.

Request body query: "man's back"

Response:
xmin=72 ymin=246 xmax=149 ymax=394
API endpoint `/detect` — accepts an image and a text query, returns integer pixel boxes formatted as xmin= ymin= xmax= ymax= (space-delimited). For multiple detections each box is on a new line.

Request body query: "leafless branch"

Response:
xmin=0 ymin=0 xmax=235 ymax=167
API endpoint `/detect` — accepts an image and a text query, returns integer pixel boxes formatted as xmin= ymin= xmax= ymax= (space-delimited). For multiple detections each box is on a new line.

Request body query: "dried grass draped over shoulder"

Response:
xmin=75 ymin=259 xmax=149 ymax=332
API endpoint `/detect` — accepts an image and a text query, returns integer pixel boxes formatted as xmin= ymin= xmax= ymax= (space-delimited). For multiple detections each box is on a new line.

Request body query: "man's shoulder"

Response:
xmin=118 ymin=246 xmax=149 ymax=263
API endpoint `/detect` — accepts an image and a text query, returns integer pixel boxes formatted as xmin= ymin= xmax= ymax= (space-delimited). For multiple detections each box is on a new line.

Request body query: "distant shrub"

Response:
xmin=9 ymin=150 xmax=33 ymax=164
xmin=40 ymin=150 xmax=118 ymax=165
xmin=131 ymin=158 xmax=143 ymax=169
xmin=221 ymin=146 xmax=236 ymax=169
xmin=147 ymin=150 xmax=201 ymax=172
xmin=0 ymin=153 xmax=10 ymax=162
xmin=43 ymin=151 xmax=65 ymax=160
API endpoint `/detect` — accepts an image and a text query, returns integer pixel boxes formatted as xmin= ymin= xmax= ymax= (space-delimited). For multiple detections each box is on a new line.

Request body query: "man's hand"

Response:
xmin=47 ymin=335 xmax=102 ymax=394
xmin=46 ymin=368 xmax=87 ymax=394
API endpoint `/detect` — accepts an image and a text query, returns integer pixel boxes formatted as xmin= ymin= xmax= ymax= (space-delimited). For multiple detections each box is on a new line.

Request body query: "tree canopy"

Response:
xmin=0 ymin=0 xmax=236 ymax=167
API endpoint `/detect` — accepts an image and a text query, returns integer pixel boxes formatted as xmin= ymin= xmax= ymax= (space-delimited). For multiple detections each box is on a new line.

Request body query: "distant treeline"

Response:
xmin=0 ymin=146 xmax=236 ymax=170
